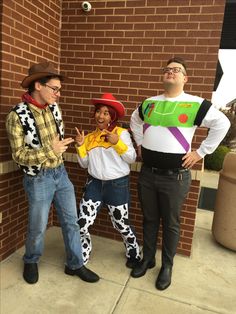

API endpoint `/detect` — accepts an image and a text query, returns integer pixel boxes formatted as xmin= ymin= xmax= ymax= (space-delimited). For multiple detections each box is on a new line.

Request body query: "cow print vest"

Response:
xmin=13 ymin=102 xmax=64 ymax=176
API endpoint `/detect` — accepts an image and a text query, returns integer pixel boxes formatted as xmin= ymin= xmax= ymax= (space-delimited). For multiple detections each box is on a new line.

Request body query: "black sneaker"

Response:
xmin=23 ymin=263 xmax=38 ymax=284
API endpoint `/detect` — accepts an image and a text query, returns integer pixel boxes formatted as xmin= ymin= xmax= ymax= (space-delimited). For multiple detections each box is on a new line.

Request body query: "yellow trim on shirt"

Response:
xmin=75 ymin=143 xmax=87 ymax=158
xmin=76 ymin=127 xmax=129 ymax=157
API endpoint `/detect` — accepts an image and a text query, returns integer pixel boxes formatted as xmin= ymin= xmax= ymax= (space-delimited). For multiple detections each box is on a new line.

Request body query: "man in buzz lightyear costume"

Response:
xmin=130 ymin=56 xmax=230 ymax=290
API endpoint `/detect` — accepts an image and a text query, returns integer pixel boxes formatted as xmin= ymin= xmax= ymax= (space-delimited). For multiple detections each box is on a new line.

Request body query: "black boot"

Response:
xmin=64 ymin=265 xmax=100 ymax=283
xmin=23 ymin=263 xmax=39 ymax=284
xmin=126 ymin=257 xmax=141 ymax=269
xmin=155 ymin=266 xmax=172 ymax=290
xmin=130 ymin=259 xmax=156 ymax=278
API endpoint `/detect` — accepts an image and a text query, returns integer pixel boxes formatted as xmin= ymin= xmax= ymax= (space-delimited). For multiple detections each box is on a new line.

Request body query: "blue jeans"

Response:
xmin=23 ymin=164 xmax=83 ymax=269
xmin=83 ymin=175 xmax=130 ymax=205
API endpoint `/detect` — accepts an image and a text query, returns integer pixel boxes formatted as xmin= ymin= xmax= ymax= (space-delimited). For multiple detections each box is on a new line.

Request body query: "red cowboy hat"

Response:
xmin=21 ymin=61 xmax=65 ymax=88
xmin=91 ymin=93 xmax=125 ymax=118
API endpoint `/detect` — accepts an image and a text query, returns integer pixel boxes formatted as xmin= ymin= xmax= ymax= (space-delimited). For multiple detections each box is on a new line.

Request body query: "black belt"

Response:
xmin=145 ymin=165 xmax=188 ymax=176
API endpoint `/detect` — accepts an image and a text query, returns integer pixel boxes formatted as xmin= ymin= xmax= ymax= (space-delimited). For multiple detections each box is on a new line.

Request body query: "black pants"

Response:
xmin=138 ymin=165 xmax=191 ymax=267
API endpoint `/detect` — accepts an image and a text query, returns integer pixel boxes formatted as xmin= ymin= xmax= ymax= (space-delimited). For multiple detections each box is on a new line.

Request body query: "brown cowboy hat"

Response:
xmin=91 ymin=93 xmax=125 ymax=118
xmin=21 ymin=61 xmax=65 ymax=88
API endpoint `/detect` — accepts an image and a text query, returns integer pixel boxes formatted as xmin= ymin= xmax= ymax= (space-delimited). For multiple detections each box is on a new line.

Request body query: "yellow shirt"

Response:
xmin=6 ymin=103 xmax=63 ymax=169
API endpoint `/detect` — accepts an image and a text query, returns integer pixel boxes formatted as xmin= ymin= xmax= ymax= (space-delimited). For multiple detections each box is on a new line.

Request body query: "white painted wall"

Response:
xmin=211 ymin=49 xmax=236 ymax=109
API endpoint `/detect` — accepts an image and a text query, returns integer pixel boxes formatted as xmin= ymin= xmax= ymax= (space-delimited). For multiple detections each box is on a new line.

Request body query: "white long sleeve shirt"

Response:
xmin=130 ymin=92 xmax=230 ymax=158
xmin=76 ymin=126 xmax=136 ymax=180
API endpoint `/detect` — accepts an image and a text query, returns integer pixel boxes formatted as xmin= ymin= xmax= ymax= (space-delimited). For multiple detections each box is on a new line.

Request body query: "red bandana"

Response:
xmin=22 ymin=92 xmax=48 ymax=109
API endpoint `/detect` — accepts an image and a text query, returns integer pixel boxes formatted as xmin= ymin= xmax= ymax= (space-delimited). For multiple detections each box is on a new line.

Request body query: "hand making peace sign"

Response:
xmin=75 ymin=127 xmax=85 ymax=146
xmin=101 ymin=129 xmax=119 ymax=145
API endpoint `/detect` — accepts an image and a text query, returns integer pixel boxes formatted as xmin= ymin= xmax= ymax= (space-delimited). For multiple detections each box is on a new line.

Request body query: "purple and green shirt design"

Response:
xmin=142 ymin=100 xmax=201 ymax=152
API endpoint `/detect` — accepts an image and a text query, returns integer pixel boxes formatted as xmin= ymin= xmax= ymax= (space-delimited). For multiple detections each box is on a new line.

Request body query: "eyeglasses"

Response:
xmin=162 ymin=67 xmax=186 ymax=74
xmin=43 ymin=84 xmax=61 ymax=94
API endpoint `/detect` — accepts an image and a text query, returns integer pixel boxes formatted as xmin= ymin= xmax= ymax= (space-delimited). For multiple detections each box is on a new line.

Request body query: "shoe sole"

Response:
xmin=156 ymin=281 xmax=171 ymax=290
xmin=23 ymin=275 xmax=38 ymax=284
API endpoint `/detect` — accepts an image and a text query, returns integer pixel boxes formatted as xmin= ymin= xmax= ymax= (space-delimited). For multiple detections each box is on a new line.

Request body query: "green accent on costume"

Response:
xmin=142 ymin=99 xmax=201 ymax=127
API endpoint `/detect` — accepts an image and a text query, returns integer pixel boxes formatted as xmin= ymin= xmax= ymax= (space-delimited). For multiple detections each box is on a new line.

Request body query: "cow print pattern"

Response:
xmin=78 ymin=198 xmax=102 ymax=264
xmin=107 ymin=204 xmax=140 ymax=259
xmin=13 ymin=102 xmax=64 ymax=176
xmin=78 ymin=198 xmax=140 ymax=264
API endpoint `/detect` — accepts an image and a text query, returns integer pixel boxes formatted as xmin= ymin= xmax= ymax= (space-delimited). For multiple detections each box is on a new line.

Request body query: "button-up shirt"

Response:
xmin=6 ymin=103 xmax=63 ymax=169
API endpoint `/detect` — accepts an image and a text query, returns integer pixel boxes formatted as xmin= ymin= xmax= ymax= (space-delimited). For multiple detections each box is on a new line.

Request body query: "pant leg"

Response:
xmin=53 ymin=165 xmax=84 ymax=269
xmin=107 ymin=203 xmax=141 ymax=259
xmin=23 ymin=172 xmax=55 ymax=263
xmin=104 ymin=176 xmax=140 ymax=260
xmin=77 ymin=177 xmax=102 ymax=263
xmin=138 ymin=166 xmax=161 ymax=261
xmin=78 ymin=198 xmax=101 ymax=263
xmin=157 ymin=170 xmax=191 ymax=266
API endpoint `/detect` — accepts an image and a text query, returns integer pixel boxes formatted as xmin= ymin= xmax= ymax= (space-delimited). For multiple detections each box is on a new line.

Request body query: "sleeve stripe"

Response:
xmin=194 ymin=99 xmax=212 ymax=126
xmin=138 ymin=103 xmax=144 ymax=120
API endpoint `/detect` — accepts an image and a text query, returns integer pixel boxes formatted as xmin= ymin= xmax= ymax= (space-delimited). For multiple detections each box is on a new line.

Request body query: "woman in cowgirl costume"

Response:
xmin=75 ymin=93 xmax=141 ymax=268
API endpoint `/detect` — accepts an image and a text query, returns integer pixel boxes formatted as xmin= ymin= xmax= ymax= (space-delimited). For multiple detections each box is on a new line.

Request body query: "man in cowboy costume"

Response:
xmin=6 ymin=61 xmax=99 ymax=284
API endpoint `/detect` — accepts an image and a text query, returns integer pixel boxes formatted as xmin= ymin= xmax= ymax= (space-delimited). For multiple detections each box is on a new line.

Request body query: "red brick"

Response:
xmin=1 ymin=0 xmax=224 ymax=261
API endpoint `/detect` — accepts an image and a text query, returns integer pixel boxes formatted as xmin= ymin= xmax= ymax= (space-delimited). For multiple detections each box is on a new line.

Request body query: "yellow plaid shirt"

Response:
xmin=6 ymin=103 xmax=63 ymax=169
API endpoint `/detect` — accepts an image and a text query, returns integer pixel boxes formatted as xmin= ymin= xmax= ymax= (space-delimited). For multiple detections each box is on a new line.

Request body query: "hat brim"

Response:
xmin=21 ymin=72 xmax=65 ymax=88
xmin=91 ymin=98 xmax=125 ymax=118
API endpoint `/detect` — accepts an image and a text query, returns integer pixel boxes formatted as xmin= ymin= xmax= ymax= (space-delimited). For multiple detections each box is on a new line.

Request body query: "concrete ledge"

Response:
xmin=200 ymin=170 xmax=219 ymax=188
xmin=0 ymin=160 xmax=19 ymax=175
xmin=191 ymin=169 xmax=203 ymax=181
xmin=1 ymin=156 xmax=203 ymax=181
xmin=130 ymin=161 xmax=142 ymax=172
xmin=63 ymin=152 xmax=78 ymax=163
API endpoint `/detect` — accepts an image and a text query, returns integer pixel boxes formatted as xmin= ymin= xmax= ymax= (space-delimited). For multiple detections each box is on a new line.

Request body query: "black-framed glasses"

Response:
xmin=43 ymin=84 xmax=61 ymax=94
xmin=162 ymin=67 xmax=186 ymax=74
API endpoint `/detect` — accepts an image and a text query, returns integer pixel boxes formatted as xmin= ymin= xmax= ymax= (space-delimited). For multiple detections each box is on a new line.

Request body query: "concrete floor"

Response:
xmin=1 ymin=208 xmax=236 ymax=314
xmin=200 ymin=170 xmax=220 ymax=189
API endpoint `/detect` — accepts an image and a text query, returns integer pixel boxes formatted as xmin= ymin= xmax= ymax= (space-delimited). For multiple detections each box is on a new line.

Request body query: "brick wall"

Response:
xmin=59 ymin=0 xmax=224 ymax=257
xmin=60 ymin=0 xmax=226 ymax=138
xmin=0 ymin=0 xmax=225 ymax=261
xmin=0 ymin=0 xmax=62 ymax=261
